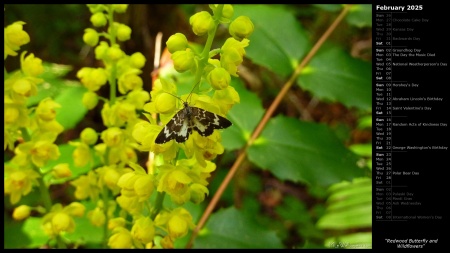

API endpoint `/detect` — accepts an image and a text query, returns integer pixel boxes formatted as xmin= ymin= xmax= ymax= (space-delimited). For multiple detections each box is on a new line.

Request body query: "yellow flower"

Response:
xmin=41 ymin=203 xmax=83 ymax=238
xmin=155 ymin=207 xmax=195 ymax=240
xmin=156 ymin=164 xmax=192 ymax=205
xmin=70 ymin=171 xmax=100 ymax=201
xmin=101 ymin=127 xmax=124 ymax=147
xmin=52 ymin=163 xmax=72 ymax=179
xmin=72 ymin=142 xmax=92 ymax=167
xmin=36 ymin=98 xmax=61 ymax=121
xmin=77 ymin=67 xmax=108 ymax=91
xmin=29 ymin=140 xmax=60 ymax=167
xmin=166 ymin=33 xmax=188 ymax=54
xmin=229 ymin=16 xmax=254 ymax=41
xmin=87 ymin=207 xmax=106 ymax=227
xmin=21 ymin=52 xmax=44 ymax=77
xmin=4 ymin=21 xmax=30 ymax=58
xmin=118 ymin=73 xmax=143 ymax=94
xmin=108 ymin=227 xmax=134 ymax=249
xmin=108 ymin=217 xmax=126 ymax=230
xmin=4 ymin=165 xmax=40 ymax=205
xmin=131 ymin=216 xmax=155 ymax=245
xmin=82 ymin=91 xmax=99 ymax=110
xmin=220 ymin=38 xmax=249 ymax=76
xmin=189 ymin=11 xmax=214 ymax=36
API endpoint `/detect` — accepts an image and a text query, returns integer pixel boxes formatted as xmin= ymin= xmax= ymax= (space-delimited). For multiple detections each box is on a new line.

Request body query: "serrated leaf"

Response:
xmin=248 ymin=116 xmax=365 ymax=187
xmin=221 ymin=80 xmax=264 ymax=150
xmin=234 ymin=4 xmax=311 ymax=78
xmin=194 ymin=207 xmax=283 ymax=249
xmin=54 ymin=84 xmax=88 ymax=130
xmin=298 ymin=44 xmax=372 ymax=110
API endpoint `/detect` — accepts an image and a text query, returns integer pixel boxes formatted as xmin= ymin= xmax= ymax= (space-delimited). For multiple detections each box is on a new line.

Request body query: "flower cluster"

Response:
xmin=128 ymin=4 xmax=252 ymax=248
xmin=4 ymin=19 xmax=85 ymax=246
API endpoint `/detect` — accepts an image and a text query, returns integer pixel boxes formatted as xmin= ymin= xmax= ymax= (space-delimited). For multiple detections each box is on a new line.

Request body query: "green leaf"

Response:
xmin=43 ymin=143 xmax=101 ymax=184
xmin=14 ymin=217 xmax=49 ymax=248
xmin=324 ymin=232 xmax=372 ymax=249
xmin=54 ymin=84 xmax=88 ymax=130
xmin=234 ymin=4 xmax=311 ymax=78
xmin=317 ymin=177 xmax=372 ymax=230
xmin=194 ymin=207 xmax=283 ymax=249
xmin=3 ymin=213 xmax=34 ymax=248
xmin=346 ymin=4 xmax=372 ymax=28
xmin=298 ymin=44 xmax=372 ymax=110
xmin=65 ymin=202 xmax=104 ymax=247
xmin=26 ymin=63 xmax=74 ymax=107
xmin=248 ymin=116 xmax=365 ymax=187
xmin=222 ymin=79 xmax=265 ymax=150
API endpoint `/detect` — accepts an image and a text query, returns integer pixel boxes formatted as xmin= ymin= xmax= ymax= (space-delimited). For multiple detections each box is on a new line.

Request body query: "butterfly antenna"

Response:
xmin=186 ymin=80 xmax=201 ymax=104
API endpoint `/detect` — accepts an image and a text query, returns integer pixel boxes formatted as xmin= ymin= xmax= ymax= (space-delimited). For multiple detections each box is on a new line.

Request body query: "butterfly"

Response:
xmin=154 ymin=99 xmax=232 ymax=144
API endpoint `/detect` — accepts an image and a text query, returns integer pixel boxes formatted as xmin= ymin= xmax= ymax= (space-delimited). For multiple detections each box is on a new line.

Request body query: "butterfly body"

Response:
xmin=155 ymin=101 xmax=232 ymax=144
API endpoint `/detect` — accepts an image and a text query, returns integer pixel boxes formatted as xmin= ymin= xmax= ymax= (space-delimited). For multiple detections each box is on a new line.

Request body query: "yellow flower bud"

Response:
xmin=52 ymin=163 xmax=72 ymax=179
xmin=171 ymin=49 xmax=195 ymax=73
xmin=103 ymin=167 xmax=121 ymax=190
xmin=189 ymin=184 xmax=209 ymax=204
xmin=36 ymin=98 xmax=61 ymax=121
xmin=88 ymin=207 xmax=106 ymax=227
xmin=65 ymin=202 xmax=86 ymax=217
xmin=133 ymin=175 xmax=154 ymax=201
xmin=168 ymin=215 xmax=188 ymax=239
xmin=126 ymin=89 xmax=150 ymax=110
xmin=160 ymin=236 xmax=174 ymax=249
xmin=12 ymin=78 xmax=34 ymax=97
xmin=106 ymin=45 xmax=124 ymax=61
xmin=118 ymin=74 xmax=143 ymax=94
xmin=131 ymin=217 xmax=155 ymax=245
xmin=166 ymin=33 xmax=188 ymax=54
xmin=207 ymin=67 xmax=231 ymax=90
xmin=82 ymin=91 xmax=99 ymax=109
xmin=81 ymin=127 xmax=98 ymax=145
xmin=229 ymin=16 xmax=254 ymax=41
xmin=222 ymin=4 xmax=234 ymax=20
xmin=108 ymin=228 xmax=133 ymax=249
xmin=130 ymin=52 xmax=146 ymax=69
xmin=94 ymin=41 xmax=109 ymax=60
xmin=22 ymin=53 xmax=44 ymax=77
xmin=73 ymin=143 xmax=91 ymax=167
xmin=155 ymin=93 xmax=177 ymax=114
xmin=77 ymin=67 xmax=108 ymax=91
xmin=52 ymin=212 xmax=74 ymax=233
xmin=83 ymin=28 xmax=99 ymax=47
xmin=4 ymin=106 xmax=20 ymax=124
xmin=101 ymin=127 xmax=124 ymax=147
xmin=90 ymin=12 xmax=107 ymax=27
xmin=86 ymin=4 xmax=104 ymax=14
xmin=189 ymin=11 xmax=215 ymax=36
xmin=12 ymin=205 xmax=31 ymax=220
xmin=112 ymin=4 xmax=128 ymax=13
xmin=108 ymin=217 xmax=126 ymax=230
xmin=117 ymin=24 xmax=132 ymax=42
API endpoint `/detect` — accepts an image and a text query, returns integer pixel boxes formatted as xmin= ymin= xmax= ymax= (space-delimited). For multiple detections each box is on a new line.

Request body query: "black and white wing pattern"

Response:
xmin=155 ymin=102 xmax=232 ymax=144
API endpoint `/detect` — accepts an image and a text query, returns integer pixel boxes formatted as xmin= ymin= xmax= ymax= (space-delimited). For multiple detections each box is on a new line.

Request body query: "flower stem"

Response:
xmin=151 ymin=191 xmax=165 ymax=220
xmin=36 ymin=170 xmax=53 ymax=212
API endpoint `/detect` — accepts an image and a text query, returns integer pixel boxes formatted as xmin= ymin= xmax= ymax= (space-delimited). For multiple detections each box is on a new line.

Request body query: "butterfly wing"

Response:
xmin=191 ymin=107 xmax=232 ymax=137
xmin=155 ymin=108 xmax=192 ymax=144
